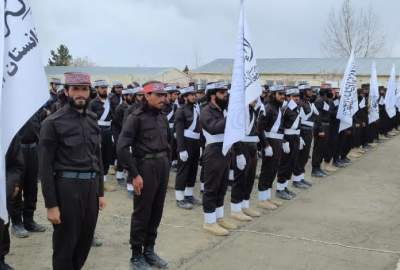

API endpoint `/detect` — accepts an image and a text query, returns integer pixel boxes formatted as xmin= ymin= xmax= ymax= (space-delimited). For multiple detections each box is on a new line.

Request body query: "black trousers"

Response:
xmin=131 ymin=156 xmax=169 ymax=253
xmin=9 ymin=145 xmax=38 ymax=225
xmin=352 ymin=124 xmax=362 ymax=148
xmin=100 ymin=127 xmax=114 ymax=175
xmin=202 ymin=143 xmax=230 ymax=213
xmin=258 ymin=139 xmax=282 ymax=191
xmin=175 ymin=138 xmax=200 ymax=191
xmin=277 ymin=135 xmax=300 ymax=183
xmin=338 ymin=129 xmax=353 ymax=159
xmin=324 ymin=126 xmax=339 ymax=163
xmin=379 ymin=109 xmax=390 ymax=135
xmin=293 ymin=129 xmax=313 ymax=176
xmin=0 ymin=219 xmax=10 ymax=261
xmin=53 ymin=178 xmax=99 ymax=270
xmin=231 ymin=143 xmax=258 ymax=204
xmin=311 ymin=129 xmax=329 ymax=170
xmin=367 ymin=122 xmax=379 ymax=143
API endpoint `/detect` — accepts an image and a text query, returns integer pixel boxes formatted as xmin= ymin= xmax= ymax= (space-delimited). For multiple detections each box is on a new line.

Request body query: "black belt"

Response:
xmin=21 ymin=143 xmax=37 ymax=149
xmin=142 ymin=152 xmax=167 ymax=160
xmin=300 ymin=126 xmax=314 ymax=131
xmin=57 ymin=171 xmax=97 ymax=180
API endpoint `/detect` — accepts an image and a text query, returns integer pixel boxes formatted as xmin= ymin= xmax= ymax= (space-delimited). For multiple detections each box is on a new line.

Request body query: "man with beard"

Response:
xmin=88 ymin=80 xmax=116 ymax=192
xmin=39 ymin=72 xmax=106 ymax=270
xmin=117 ymin=81 xmax=170 ymax=270
xmin=163 ymin=85 xmax=180 ymax=167
xmin=230 ymin=99 xmax=263 ymax=221
xmin=311 ymin=87 xmax=332 ymax=177
xmin=9 ymin=109 xmax=47 ymax=239
xmin=123 ymin=86 xmax=145 ymax=123
xmin=195 ymin=82 xmax=207 ymax=194
xmin=200 ymin=82 xmax=236 ymax=236
xmin=257 ymin=85 xmax=285 ymax=209
xmin=50 ymin=84 xmax=68 ymax=114
xmin=112 ymin=88 xmax=135 ymax=190
xmin=276 ymin=88 xmax=303 ymax=200
xmin=174 ymin=86 xmax=202 ymax=210
xmin=1 ymin=136 xmax=24 ymax=270
xmin=292 ymin=84 xmax=317 ymax=189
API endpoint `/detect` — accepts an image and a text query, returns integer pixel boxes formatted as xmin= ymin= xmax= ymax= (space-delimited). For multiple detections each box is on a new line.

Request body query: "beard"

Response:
xmin=216 ymin=96 xmax=228 ymax=110
xmin=68 ymin=97 xmax=88 ymax=110
xmin=98 ymin=92 xmax=108 ymax=99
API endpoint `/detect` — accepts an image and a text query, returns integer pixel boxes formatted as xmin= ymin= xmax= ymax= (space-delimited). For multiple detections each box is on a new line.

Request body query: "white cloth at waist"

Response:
xmin=264 ymin=131 xmax=284 ymax=140
xmin=284 ymin=129 xmax=301 ymax=135
xmin=98 ymin=120 xmax=111 ymax=127
xmin=169 ymin=123 xmax=174 ymax=129
xmin=203 ymin=129 xmax=224 ymax=145
xmin=301 ymin=120 xmax=314 ymax=127
xmin=241 ymin=136 xmax=259 ymax=143
xmin=184 ymin=129 xmax=200 ymax=140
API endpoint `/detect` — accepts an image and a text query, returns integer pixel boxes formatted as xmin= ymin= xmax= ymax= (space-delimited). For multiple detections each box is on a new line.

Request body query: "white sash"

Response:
xmin=323 ymin=101 xmax=330 ymax=111
xmin=359 ymin=98 xmax=366 ymax=109
xmin=270 ymin=108 xmax=282 ymax=133
xmin=99 ymin=98 xmax=110 ymax=122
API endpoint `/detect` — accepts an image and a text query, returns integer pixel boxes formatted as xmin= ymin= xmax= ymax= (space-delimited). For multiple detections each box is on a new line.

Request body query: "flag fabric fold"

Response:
xmin=1 ymin=0 xmax=49 ymax=221
xmin=385 ymin=64 xmax=397 ymax=119
xmin=368 ymin=62 xmax=380 ymax=124
xmin=222 ymin=0 xmax=262 ymax=155
xmin=337 ymin=50 xmax=358 ymax=132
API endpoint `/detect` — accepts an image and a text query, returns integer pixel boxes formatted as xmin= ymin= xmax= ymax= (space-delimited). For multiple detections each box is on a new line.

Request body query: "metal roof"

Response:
xmin=45 ymin=66 xmax=178 ymax=76
xmin=192 ymin=58 xmax=400 ymax=76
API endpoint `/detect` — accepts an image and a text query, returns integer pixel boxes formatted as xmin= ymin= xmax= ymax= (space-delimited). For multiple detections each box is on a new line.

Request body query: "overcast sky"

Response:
xmin=31 ymin=0 xmax=400 ymax=69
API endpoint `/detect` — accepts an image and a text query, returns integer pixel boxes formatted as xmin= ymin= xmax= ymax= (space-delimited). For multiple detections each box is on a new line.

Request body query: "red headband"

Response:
xmin=143 ymin=82 xmax=165 ymax=94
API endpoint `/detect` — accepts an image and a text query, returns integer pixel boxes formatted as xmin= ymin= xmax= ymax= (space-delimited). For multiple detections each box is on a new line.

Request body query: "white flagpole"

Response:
xmin=222 ymin=0 xmax=246 ymax=155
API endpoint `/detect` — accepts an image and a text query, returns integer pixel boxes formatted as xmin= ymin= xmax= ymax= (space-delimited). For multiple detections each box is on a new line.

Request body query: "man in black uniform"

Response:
xmin=163 ymin=85 xmax=180 ymax=167
xmin=257 ymin=85 xmax=285 ymax=209
xmin=88 ymin=80 xmax=115 ymax=192
xmin=311 ymin=87 xmax=331 ymax=177
xmin=276 ymin=88 xmax=303 ymax=200
xmin=9 ymin=110 xmax=47 ymax=238
xmin=112 ymin=88 xmax=135 ymax=187
xmin=200 ymin=82 xmax=236 ymax=236
xmin=195 ymin=82 xmax=208 ymax=193
xmin=1 ymin=136 xmax=24 ymax=270
xmin=230 ymin=100 xmax=262 ymax=221
xmin=292 ymin=85 xmax=317 ymax=188
xmin=174 ymin=86 xmax=202 ymax=210
xmin=39 ymin=72 xmax=106 ymax=270
xmin=44 ymin=78 xmax=62 ymax=113
xmin=117 ymin=81 xmax=170 ymax=270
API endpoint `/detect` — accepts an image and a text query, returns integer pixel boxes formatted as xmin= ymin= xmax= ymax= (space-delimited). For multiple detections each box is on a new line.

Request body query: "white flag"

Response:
xmin=396 ymin=74 xmax=400 ymax=109
xmin=368 ymin=62 xmax=380 ymax=124
xmin=222 ymin=0 xmax=246 ymax=155
xmin=337 ymin=50 xmax=358 ymax=132
xmin=0 ymin=0 xmax=49 ymax=221
xmin=385 ymin=64 xmax=397 ymax=118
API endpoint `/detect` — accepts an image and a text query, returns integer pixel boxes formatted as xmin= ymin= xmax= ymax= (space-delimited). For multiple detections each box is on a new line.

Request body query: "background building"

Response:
xmin=190 ymin=58 xmax=400 ymax=87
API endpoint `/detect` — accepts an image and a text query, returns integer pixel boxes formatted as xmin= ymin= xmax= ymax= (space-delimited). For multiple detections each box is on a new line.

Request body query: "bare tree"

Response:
xmin=322 ymin=0 xmax=386 ymax=58
xmin=71 ymin=56 xmax=96 ymax=67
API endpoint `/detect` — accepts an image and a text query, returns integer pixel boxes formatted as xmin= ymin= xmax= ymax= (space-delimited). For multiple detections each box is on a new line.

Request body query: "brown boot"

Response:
xmin=203 ymin=223 xmax=229 ymax=236
xmin=217 ymin=218 xmax=237 ymax=230
xmin=104 ymin=181 xmax=116 ymax=192
xmin=323 ymin=162 xmax=338 ymax=172
xmin=242 ymin=208 xmax=261 ymax=217
xmin=231 ymin=211 xmax=253 ymax=222
xmin=108 ymin=165 xmax=116 ymax=175
xmin=269 ymin=199 xmax=283 ymax=207
xmin=258 ymin=200 xmax=278 ymax=210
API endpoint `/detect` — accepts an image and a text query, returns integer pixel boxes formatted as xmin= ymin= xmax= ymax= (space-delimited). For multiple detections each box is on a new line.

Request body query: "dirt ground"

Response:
xmin=6 ymin=135 xmax=400 ymax=270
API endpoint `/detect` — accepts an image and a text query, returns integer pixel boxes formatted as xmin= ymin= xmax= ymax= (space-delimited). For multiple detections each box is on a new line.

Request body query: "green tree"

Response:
xmin=48 ymin=44 xmax=73 ymax=66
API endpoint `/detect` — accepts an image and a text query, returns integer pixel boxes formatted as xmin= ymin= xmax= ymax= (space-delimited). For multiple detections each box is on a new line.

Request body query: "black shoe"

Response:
xmin=176 ymin=200 xmax=193 ymax=210
xmin=130 ymin=255 xmax=152 ymax=270
xmin=144 ymin=246 xmax=168 ymax=269
xmin=333 ymin=161 xmax=346 ymax=168
xmin=276 ymin=190 xmax=292 ymax=200
xmin=341 ymin=158 xmax=352 ymax=164
xmin=292 ymin=181 xmax=309 ymax=189
xmin=117 ymin=178 xmax=126 ymax=187
xmin=285 ymin=187 xmax=296 ymax=197
xmin=301 ymin=179 xmax=312 ymax=187
xmin=184 ymin=196 xmax=202 ymax=206
xmin=0 ymin=260 xmax=14 ymax=270
xmin=11 ymin=224 xmax=29 ymax=238
xmin=311 ymin=169 xmax=325 ymax=178
xmin=24 ymin=221 xmax=46 ymax=233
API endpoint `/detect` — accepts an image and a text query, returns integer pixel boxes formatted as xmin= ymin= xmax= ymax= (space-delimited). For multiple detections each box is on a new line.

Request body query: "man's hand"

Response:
xmin=11 ymin=185 xmax=20 ymax=199
xmin=47 ymin=207 xmax=61 ymax=225
xmin=133 ymin=175 xmax=144 ymax=196
xmin=99 ymin=197 xmax=106 ymax=210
